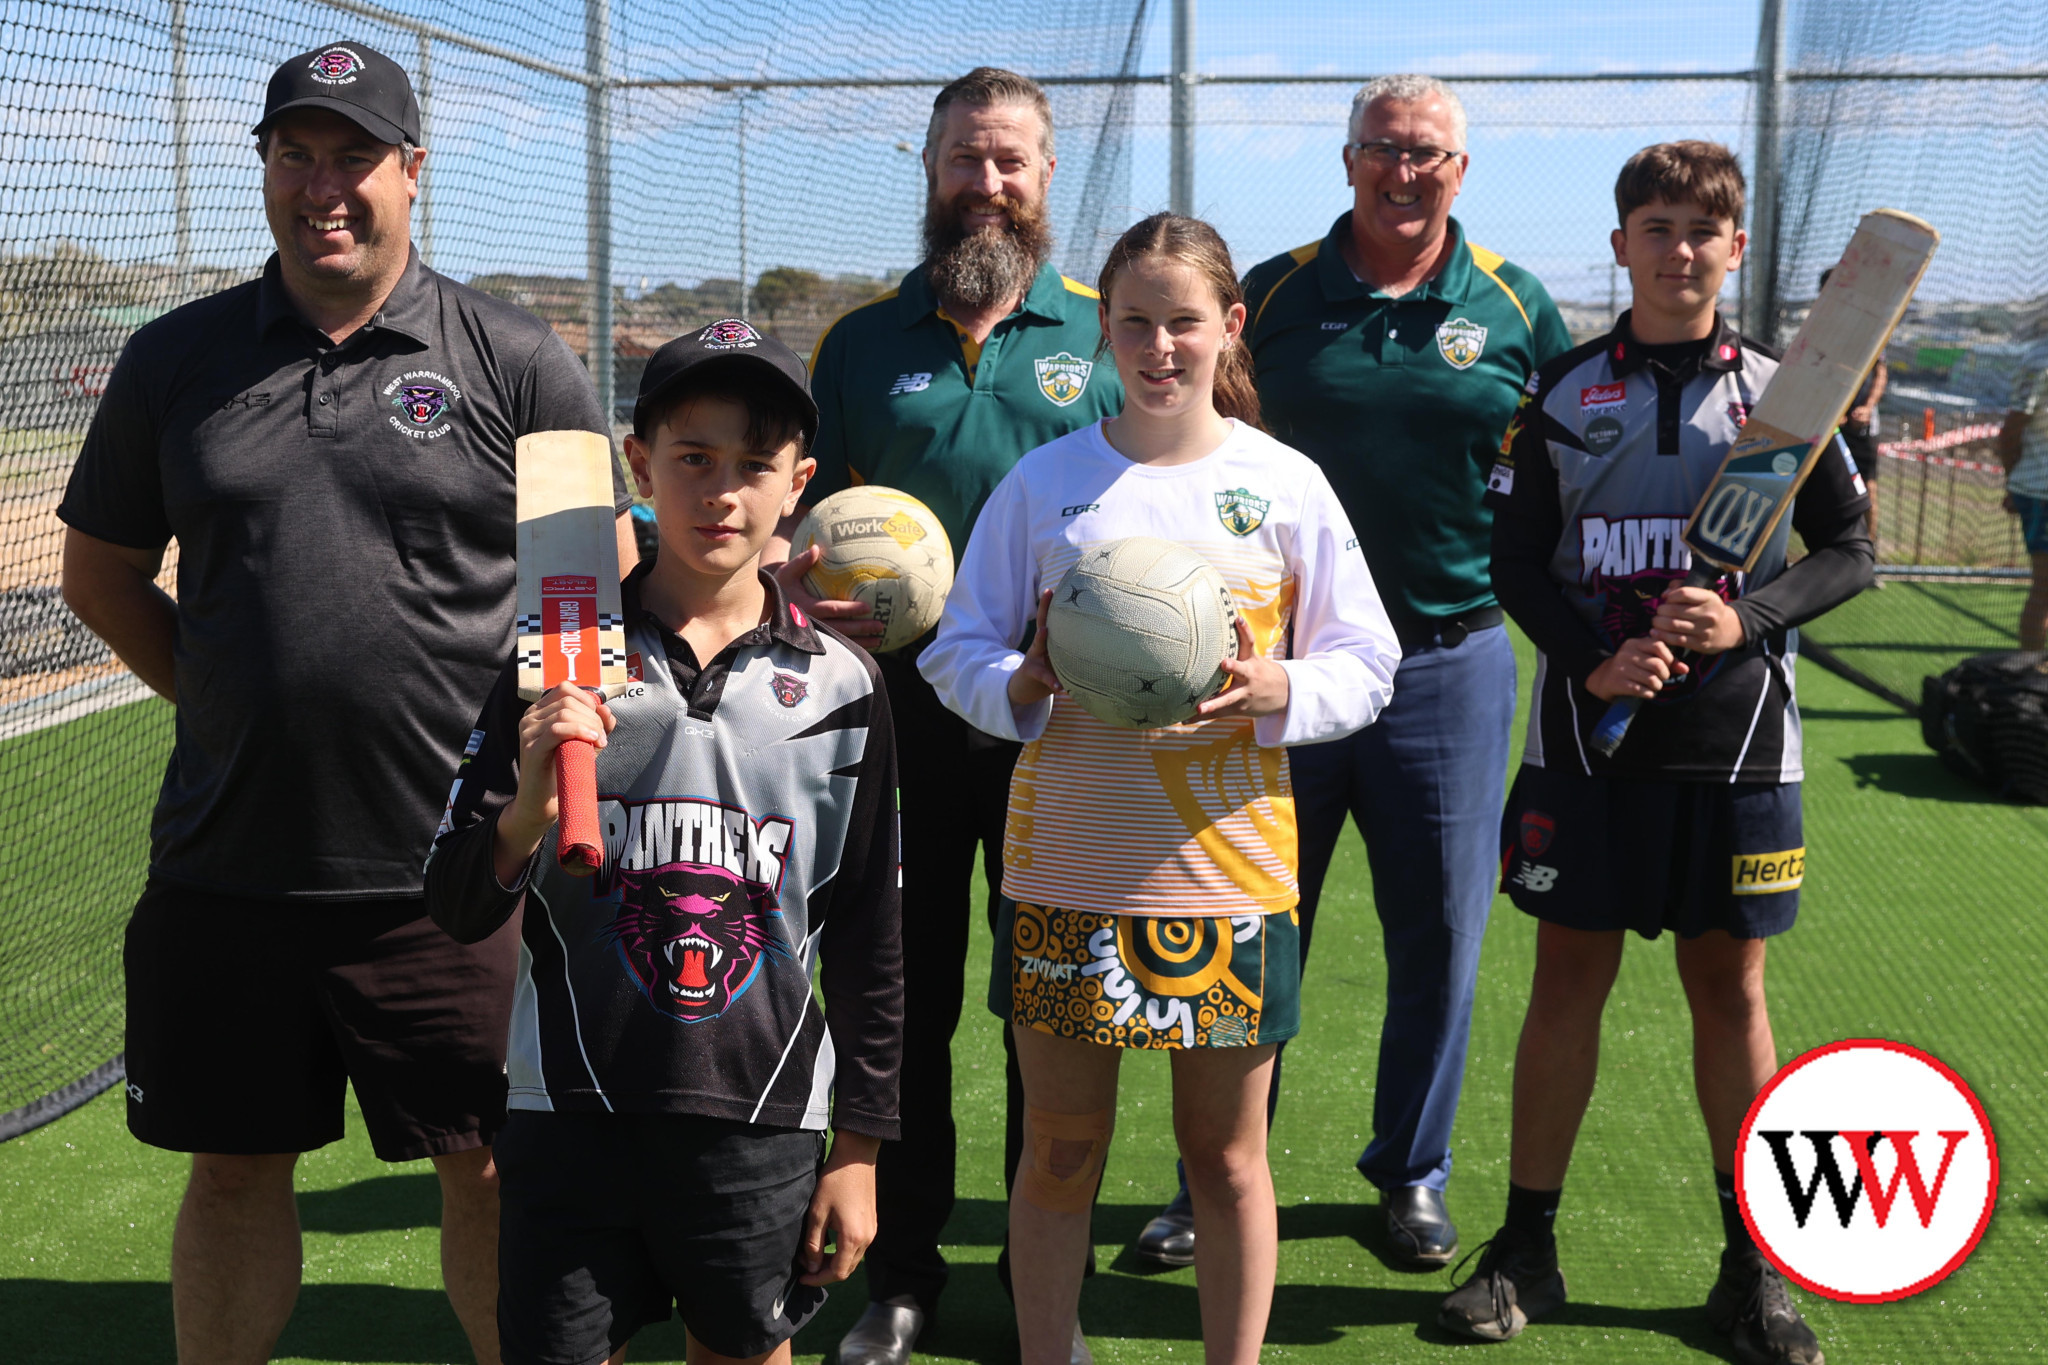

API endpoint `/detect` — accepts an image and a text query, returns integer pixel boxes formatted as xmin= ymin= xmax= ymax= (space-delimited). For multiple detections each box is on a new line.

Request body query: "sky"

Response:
xmin=7 ymin=0 xmax=2040 ymax=313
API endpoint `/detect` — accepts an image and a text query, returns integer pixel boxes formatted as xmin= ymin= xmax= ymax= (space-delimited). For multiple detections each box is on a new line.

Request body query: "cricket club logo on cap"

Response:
xmin=308 ymin=46 xmax=365 ymax=84
xmin=700 ymin=319 xmax=761 ymax=350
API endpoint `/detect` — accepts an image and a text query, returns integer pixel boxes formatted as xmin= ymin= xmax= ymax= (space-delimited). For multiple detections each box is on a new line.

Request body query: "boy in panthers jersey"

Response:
xmin=427 ymin=323 xmax=901 ymax=1365
xmin=1437 ymin=143 xmax=1869 ymax=1365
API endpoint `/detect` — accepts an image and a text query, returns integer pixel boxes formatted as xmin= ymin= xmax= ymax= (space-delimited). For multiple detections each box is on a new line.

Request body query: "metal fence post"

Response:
xmin=739 ymin=91 xmax=750 ymax=318
xmin=1750 ymin=0 xmax=1786 ymax=346
xmin=586 ymin=0 xmax=613 ymax=429
xmin=416 ymin=33 xmax=433 ymax=267
xmin=170 ymin=0 xmax=191 ymax=290
xmin=1170 ymin=0 xmax=1195 ymax=215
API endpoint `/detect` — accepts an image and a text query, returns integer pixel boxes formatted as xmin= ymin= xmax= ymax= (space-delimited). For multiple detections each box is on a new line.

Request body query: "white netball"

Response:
xmin=790 ymin=487 xmax=955 ymax=653
xmin=1046 ymin=536 xmax=1240 ymax=729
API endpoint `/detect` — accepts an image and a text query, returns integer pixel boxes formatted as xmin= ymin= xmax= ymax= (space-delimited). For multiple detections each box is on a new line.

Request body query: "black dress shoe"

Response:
xmin=1383 ymin=1184 xmax=1459 ymax=1267
xmin=1134 ymin=1186 xmax=1197 ymax=1266
xmin=835 ymin=1301 xmax=925 ymax=1365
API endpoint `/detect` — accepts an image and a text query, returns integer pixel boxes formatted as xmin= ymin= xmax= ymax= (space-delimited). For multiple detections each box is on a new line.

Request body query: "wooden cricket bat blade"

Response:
xmin=515 ymin=430 xmax=628 ymax=874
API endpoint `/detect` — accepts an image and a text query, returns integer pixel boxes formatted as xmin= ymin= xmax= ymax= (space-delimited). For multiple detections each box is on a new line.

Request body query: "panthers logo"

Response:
xmin=699 ymin=318 xmax=762 ymax=349
xmin=607 ymin=861 xmax=788 ymax=1022
xmin=308 ymin=48 xmax=364 ymax=83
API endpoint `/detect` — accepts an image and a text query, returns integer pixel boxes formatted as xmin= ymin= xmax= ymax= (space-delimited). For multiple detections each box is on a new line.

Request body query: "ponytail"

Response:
xmin=1097 ymin=212 xmax=1265 ymax=431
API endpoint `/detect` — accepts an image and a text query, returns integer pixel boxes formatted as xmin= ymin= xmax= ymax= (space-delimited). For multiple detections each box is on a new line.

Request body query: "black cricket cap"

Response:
xmin=634 ymin=319 xmax=819 ymax=443
xmin=255 ymin=43 xmax=422 ymax=147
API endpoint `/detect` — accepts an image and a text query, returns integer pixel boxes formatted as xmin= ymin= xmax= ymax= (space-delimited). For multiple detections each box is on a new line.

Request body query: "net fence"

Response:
xmin=1773 ymin=0 xmax=2045 ymax=710
xmin=0 ymin=0 xmax=1150 ymax=1137
xmin=3 ymin=0 xmax=2045 ymax=1134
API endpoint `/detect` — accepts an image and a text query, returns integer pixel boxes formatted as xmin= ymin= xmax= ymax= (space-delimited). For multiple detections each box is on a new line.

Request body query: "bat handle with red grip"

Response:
xmin=1588 ymin=560 xmax=1721 ymax=759
xmin=554 ymin=735 xmax=603 ymax=875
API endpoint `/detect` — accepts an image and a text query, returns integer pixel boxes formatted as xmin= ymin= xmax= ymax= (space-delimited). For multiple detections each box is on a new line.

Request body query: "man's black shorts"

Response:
xmin=494 ymin=1110 xmax=828 ymax=1364
xmin=1499 ymin=766 xmax=1804 ymax=940
xmin=1840 ymin=425 xmax=1881 ymax=482
xmin=123 ymin=879 xmax=517 ymax=1160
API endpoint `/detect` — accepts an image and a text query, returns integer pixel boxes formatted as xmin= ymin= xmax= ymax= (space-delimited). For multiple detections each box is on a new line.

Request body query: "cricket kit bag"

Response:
xmin=1922 ymin=651 xmax=2048 ymax=804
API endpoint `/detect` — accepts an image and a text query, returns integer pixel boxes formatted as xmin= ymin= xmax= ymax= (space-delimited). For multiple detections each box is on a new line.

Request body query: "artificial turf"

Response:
xmin=0 ymin=635 xmax=2042 ymax=1363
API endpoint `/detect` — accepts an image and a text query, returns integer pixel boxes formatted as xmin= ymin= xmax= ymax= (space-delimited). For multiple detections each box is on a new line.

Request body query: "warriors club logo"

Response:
xmin=1214 ymin=487 xmax=1270 ymax=537
xmin=699 ymin=318 xmax=761 ymax=349
xmin=1737 ymin=1039 xmax=1998 ymax=1302
xmin=1436 ymin=317 xmax=1488 ymax=370
xmin=1034 ymin=352 xmax=1093 ymax=407
xmin=308 ymin=48 xmax=364 ymax=84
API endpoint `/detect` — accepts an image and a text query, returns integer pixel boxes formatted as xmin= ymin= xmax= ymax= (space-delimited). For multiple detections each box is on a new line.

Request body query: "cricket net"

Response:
xmin=0 ymin=0 xmax=1147 ymax=1139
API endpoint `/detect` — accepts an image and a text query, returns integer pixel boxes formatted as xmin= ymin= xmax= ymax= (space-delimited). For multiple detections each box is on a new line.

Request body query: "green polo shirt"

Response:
xmin=1243 ymin=213 xmax=1571 ymax=628
xmin=806 ymin=260 xmax=1123 ymax=553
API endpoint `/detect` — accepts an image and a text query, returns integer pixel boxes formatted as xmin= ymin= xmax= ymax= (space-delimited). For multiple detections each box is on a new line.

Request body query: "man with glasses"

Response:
xmin=1131 ymin=73 xmax=1571 ymax=1272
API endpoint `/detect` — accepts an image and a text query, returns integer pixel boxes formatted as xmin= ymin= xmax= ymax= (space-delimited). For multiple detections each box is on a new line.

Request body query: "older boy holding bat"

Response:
xmin=427 ymin=322 xmax=902 ymax=1365
xmin=1437 ymin=142 xmax=1888 ymax=1364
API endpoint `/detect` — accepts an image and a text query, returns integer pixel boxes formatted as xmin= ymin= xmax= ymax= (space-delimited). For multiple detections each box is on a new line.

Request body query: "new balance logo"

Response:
xmin=888 ymin=372 xmax=932 ymax=395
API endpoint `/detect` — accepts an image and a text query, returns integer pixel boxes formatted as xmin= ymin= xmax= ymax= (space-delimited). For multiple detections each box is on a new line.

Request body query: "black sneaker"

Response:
xmin=1707 ymin=1250 xmax=1825 ymax=1365
xmin=1437 ymin=1227 xmax=1568 ymax=1341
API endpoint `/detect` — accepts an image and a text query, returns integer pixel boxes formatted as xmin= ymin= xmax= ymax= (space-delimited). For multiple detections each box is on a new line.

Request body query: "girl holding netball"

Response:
xmin=919 ymin=213 xmax=1401 ymax=1364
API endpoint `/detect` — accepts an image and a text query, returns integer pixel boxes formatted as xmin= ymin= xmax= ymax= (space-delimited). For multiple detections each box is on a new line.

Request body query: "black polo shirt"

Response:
xmin=60 ymin=250 xmax=625 ymax=900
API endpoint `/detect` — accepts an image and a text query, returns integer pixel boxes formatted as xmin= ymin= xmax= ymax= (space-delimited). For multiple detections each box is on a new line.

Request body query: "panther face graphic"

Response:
xmin=607 ymin=861 xmax=785 ymax=1022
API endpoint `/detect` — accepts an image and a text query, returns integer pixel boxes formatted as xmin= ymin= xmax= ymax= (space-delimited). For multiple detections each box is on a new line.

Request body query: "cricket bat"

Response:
xmin=1589 ymin=208 xmax=1939 ymax=758
xmin=516 ymin=431 xmax=628 ymax=873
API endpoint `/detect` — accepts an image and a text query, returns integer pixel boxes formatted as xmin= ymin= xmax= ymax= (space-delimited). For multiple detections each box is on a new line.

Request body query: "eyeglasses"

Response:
xmin=1346 ymin=141 xmax=1462 ymax=173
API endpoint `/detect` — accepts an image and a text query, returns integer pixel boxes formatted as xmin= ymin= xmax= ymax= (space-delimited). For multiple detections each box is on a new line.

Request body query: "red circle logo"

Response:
xmin=1736 ymin=1039 xmax=1997 ymax=1303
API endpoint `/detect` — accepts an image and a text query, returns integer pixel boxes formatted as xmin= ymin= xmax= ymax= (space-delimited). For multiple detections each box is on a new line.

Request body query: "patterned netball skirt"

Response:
xmin=988 ymin=899 xmax=1301 ymax=1050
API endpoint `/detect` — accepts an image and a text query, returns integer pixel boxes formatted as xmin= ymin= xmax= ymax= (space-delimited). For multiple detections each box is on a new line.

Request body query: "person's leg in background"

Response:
xmin=846 ymin=651 xmax=979 ymax=1363
xmin=1349 ymin=626 xmax=1516 ymax=1265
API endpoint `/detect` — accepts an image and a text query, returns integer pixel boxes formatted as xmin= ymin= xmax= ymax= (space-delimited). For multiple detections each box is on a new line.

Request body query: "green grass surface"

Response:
xmin=0 ymin=697 xmax=173 ymax=1113
xmin=2 ymin=642 xmax=2044 ymax=1362
xmin=1803 ymin=579 xmax=2026 ymax=713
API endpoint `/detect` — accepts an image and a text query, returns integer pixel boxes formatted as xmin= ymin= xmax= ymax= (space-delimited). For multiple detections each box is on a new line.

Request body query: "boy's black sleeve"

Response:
xmin=814 ymin=655 xmax=904 ymax=1141
xmin=423 ymin=659 xmax=536 ymax=943
xmin=1729 ymin=434 xmax=1876 ymax=640
xmin=1486 ymin=378 xmax=1613 ymax=686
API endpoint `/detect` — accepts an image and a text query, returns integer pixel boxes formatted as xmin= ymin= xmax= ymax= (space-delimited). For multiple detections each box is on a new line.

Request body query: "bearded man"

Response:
xmin=775 ymin=66 xmax=1121 ymax=1365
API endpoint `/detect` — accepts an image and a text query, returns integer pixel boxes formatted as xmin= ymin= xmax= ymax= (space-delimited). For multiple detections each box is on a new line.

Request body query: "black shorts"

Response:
xmin=123 ymin=879 xmax=517 ymax=1161
xmin=494 ymin=1110 xmax=828 ymax=1364
xmin=1499 ymin=766 xmax=1804 ymax=940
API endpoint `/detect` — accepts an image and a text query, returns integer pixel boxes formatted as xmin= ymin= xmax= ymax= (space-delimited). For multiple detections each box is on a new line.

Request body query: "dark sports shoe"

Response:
xmin=1437 ymin=1227 xmax=1568 ymax=1341
xmin=1707 ymin=1251 xmax=1825 ymax=1365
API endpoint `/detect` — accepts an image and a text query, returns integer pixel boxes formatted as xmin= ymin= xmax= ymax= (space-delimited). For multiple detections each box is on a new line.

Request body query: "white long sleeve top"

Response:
xmin=920 ymin=419 xmax=1399 ymax=917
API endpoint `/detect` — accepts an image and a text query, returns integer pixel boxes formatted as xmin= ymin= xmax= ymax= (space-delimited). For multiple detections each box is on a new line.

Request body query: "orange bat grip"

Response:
xmin=554 ymin=737 xmax=603 ymax=875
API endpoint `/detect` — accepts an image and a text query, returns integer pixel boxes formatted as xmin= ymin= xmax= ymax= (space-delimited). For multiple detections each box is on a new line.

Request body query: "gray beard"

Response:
xmin=924 ymin=218 xmax=1049 ymax=311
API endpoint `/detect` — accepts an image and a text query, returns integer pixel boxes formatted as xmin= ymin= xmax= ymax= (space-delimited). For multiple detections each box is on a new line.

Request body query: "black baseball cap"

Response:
xmin=634 ymin=319 xmax=819 ymax=442
xmin=254 ymin=43 xmax=422 ymax=146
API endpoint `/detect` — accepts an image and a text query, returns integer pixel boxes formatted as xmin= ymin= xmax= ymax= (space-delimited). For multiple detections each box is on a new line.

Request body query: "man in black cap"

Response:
xmin=59 ymin=41 xmax=632 ymax=1365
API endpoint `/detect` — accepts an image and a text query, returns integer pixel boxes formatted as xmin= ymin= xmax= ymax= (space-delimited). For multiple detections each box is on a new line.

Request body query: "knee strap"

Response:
xmin=1022 ymin=1106 xmax=1112 ymax=1213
